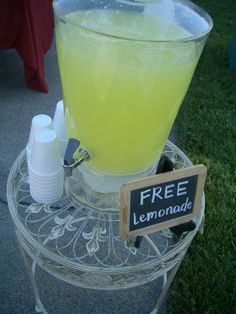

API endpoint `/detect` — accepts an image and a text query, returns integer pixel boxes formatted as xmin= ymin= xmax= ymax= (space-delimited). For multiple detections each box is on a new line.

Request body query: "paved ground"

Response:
xmin=0 ymin=43 xmax=176 ymax=314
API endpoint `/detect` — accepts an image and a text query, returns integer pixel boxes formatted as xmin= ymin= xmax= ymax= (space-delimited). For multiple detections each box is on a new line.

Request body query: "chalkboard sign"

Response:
xmin=120 ymin=165 xmax=206 ymax=240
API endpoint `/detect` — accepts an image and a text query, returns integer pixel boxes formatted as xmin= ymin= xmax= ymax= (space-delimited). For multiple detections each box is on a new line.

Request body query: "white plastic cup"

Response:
xmin=28 ymin=164 xmax=63 ymax=180
xmin=29 ymin=173 xmax=64 ymax=203
xmin=52 ymin=100 xmax=68 ymax=155
xmin=28 ymin=173 xmax=64 ymax=188
xmin=29 ymin=182 xmax=63 ymax=195
xmin=30 ymin=183 xmax=64 ymax=195
xmin=28 ymin=129 xmax=64 ymax=203
xmin=30 ymin=129 xmax=62 ymax=175
xmin=52 ymin=100 xmax=67 ymax=139
xmin=30 ymin=189 xmax=63 ymax=204
xmin=29 ymin=178 xmax=64 ymax=194
xmin=27 ymin=114 xmax=53 ymax=163
xmin=30 ymin=185 xmax=63 ymax=194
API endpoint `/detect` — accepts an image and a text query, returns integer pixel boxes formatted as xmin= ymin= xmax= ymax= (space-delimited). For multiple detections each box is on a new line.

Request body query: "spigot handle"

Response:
xmin=64 ymin=138 xmax=80 ymax=166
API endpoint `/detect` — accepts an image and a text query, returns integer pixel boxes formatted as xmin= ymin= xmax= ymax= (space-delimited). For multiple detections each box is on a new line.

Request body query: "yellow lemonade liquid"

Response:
xmin=55 ymin=9 xmax=201 ymax=174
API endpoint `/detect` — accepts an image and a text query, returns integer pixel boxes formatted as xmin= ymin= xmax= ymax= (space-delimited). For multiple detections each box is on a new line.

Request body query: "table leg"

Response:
xmin=18 ymin=241 xmax=48 ymax=314
xmin=150 ymin=259 xmax=182 ymax=314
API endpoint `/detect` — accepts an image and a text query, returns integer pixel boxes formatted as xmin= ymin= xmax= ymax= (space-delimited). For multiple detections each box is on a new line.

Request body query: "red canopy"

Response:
xmin=0 ymin=0 xmax=54 ymax=92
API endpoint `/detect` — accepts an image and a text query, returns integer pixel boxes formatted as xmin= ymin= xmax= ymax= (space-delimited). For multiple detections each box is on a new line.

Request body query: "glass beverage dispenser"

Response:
xmin=53 ymin=0 xmax=212 ymax=193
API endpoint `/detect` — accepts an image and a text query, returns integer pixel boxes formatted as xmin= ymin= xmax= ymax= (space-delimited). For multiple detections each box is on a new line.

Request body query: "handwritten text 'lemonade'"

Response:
xmin=133 ymin=180 xmax=193 ymax=225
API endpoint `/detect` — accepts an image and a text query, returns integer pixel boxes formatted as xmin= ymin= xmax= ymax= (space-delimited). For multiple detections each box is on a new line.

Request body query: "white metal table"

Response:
xmin=7 ymin=141 xmax=205 ymax=313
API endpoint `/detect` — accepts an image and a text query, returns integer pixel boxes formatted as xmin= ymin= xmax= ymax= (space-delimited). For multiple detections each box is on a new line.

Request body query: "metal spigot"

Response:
xmin=62 ymin=138 xmax=91 ymax=176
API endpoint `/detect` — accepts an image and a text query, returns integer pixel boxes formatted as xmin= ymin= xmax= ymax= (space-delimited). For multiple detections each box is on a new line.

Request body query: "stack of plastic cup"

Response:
xmin=52 ymin=100 xmax=68 ymax=156
xmin=28 ymin=129 xmax=64 ymax=203
xmin=26 ymin=114 xmax=53 ymax=164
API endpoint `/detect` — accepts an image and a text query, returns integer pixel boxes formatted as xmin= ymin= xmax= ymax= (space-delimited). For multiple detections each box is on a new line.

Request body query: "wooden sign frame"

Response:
xmin=120 ymin=164 xmax=206 ymax=240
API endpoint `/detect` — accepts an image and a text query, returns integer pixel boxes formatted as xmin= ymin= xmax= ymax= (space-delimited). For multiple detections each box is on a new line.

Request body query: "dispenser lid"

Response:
xmin=53 ymin=0 xmax=213 ymax=42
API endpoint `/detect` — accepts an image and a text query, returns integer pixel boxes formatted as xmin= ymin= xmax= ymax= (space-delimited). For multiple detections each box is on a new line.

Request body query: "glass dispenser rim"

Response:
xmin=53 ymin=0 xmax=213 ymax=44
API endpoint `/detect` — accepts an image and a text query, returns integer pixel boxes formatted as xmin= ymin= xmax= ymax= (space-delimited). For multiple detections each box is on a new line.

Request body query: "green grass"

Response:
xmin=168 ymin=1 xmax=236 ymax=313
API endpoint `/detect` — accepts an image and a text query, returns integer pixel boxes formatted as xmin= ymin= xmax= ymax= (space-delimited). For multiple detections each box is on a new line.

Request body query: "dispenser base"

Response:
xmin=78 ymin=161 xmax=158 ymax=193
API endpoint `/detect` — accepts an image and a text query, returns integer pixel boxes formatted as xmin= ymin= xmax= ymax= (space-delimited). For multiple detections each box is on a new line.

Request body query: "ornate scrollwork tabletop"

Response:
xmin=7 ymin=141 xmax=205 ymax=290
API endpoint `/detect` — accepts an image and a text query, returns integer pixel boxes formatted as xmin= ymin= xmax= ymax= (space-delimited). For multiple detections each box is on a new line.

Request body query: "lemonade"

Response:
xmin=55 ymin=9 xmax=202 ymax=174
